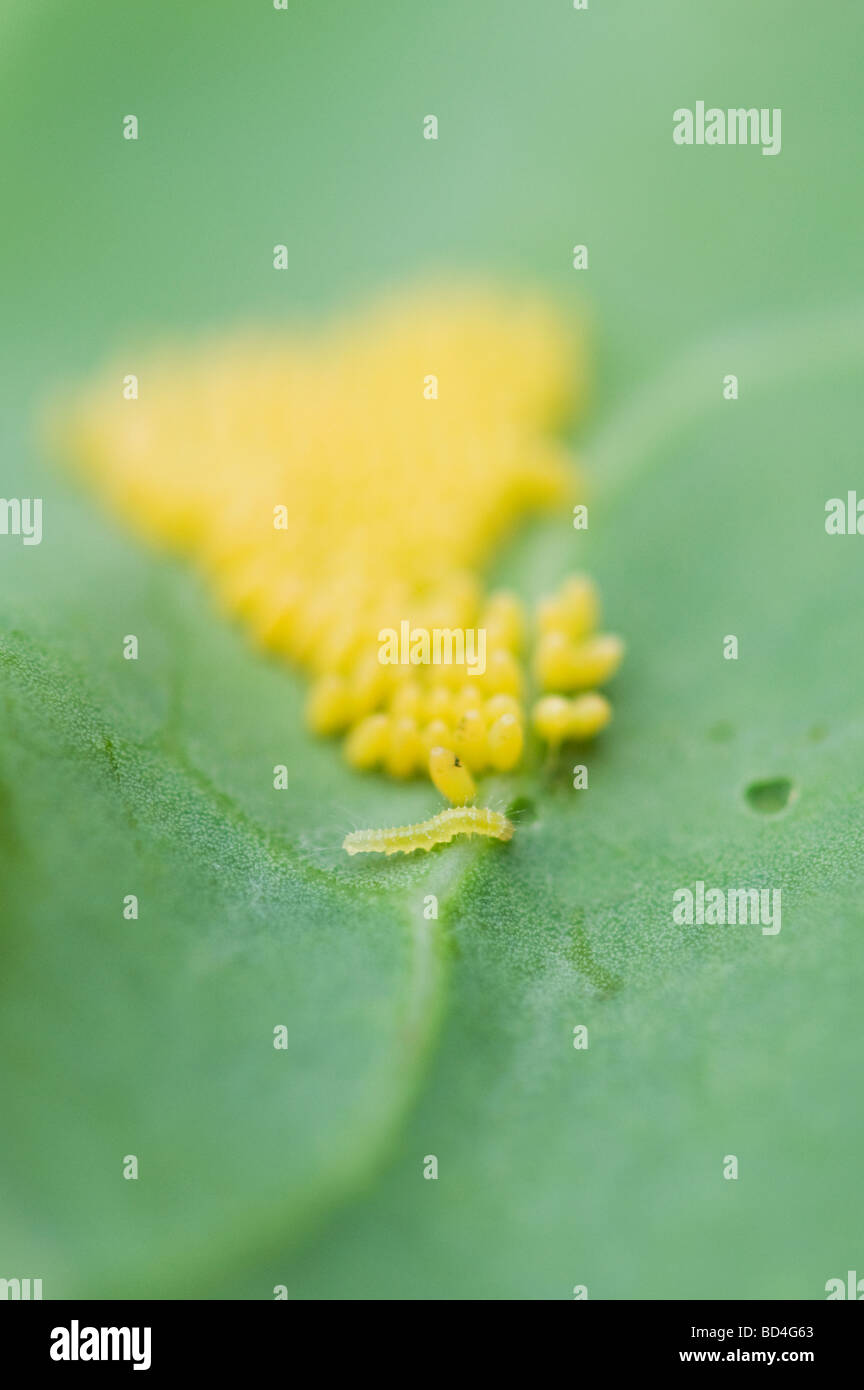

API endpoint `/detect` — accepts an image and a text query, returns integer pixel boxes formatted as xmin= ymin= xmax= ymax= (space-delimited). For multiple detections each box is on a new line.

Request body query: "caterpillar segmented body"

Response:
xmin=343 ymin=805 xmax=514 ymax=856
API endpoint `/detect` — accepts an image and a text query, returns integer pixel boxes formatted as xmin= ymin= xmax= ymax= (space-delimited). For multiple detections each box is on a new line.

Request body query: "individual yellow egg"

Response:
xmin=531 ymin=695 xmax=573 ymax=746
xmin=452 ymin=684 xmax=484 ymax=719
xmin=480 ymin=590 xmax=525 ymax=652
xmin=420 ymin=718 xmax=453 ymax=757
xmin=424 ymin=685 xmax=454 ymax=722
xmin=487 ymin=712 xmax=524 ymax=771
xmin=453 ymin=709 xmax=488 ymax=772
xmin=533 ymin=631 xmax=574 ymax=691
xmin=557 ymin=574 xmax=599 ymax=640
xmin=347 ymin=654 xmax=389 ymax=722
xmin=315 ymin=622 xmax=364 ymax=675
xmin=389 ymin=679 xmax=424 ymax=718
xmin=344 ymin=713 xmax=390 ymax=769
xmin=249 ymin=580 xmax=303 ymax=651
xmin=384 ymin=716 xmax=421 ymax=778
xmin=428 ymin=745 xmax=476 ymax=805
xmin=535 ymin=595 xmax=569 ymax=635
xmin=566 ymin=634 xmax=625 ymax=689
xmin=567 ymin=692 xmax=612 ymax=739
xmin=306 ymin=675 xmax=352 ymax=735
xmin=480 ymin=648 xmax=523 ymax=697
xmin=482 ymin=693 xmax=523 ymax=726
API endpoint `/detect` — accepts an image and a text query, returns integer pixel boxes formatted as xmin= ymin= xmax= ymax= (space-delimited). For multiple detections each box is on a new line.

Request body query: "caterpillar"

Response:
xmin=343 ymin=805 xmax=514 ymax=856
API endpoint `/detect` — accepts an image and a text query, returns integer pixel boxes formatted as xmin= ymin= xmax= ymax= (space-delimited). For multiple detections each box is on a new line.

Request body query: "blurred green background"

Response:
xmin=1 ymin=0 xmax=862 ymax=1299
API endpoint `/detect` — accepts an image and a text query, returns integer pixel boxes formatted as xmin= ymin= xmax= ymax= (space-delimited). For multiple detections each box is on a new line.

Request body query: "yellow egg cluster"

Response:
xmin=334 ymin=573 xmax=623 ymax=798
xmin=59 ymin=285 xmax=623 ymax=806
xmin=531 ymin=691 xmax=612 ymax=747
xmin=341 ymin=630 xmax=528 ymax=792
xmin=528 ymin=573 xmax=624 ymax=749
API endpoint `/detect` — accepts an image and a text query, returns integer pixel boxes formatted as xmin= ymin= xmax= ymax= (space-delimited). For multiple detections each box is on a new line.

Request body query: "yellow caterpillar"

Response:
xmin=343 ymin=806 xmax=513 ymax=856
